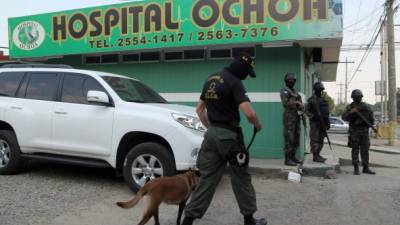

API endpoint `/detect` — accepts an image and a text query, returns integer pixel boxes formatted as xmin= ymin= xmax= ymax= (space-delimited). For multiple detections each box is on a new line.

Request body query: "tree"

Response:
xmin=332 ymin=103 xmax=347 ymax=116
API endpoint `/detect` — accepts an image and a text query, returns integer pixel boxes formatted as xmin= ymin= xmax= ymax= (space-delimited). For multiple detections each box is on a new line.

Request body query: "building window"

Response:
xmin=232 ymin=47 xmax=255 ymax=57
xmin=164 ymin=51 xmax=183 ymax=61
xmin=122 ymin=53 xmax=140 ymax=63
xmin=84 ymin=56 xmax=101 ymax=64
xmin=209 ymin=49 xmax=231 ymax=59
xmin=140 ymin=52 xmax=161 ymax=62
xmin=101 ymin=54 xmax=119 ymax=64
xmin=184 ymin=49 xmax=205 ymax=60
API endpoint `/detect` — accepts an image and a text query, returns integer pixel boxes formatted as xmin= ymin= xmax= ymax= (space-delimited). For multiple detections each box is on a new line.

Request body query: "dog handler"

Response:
xmin=181 ymin=53 xmax=267 ymax=225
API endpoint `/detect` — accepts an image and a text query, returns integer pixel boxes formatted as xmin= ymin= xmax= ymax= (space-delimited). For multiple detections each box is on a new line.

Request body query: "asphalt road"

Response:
xmin=1 ymin=152 xmax=400 ymax=225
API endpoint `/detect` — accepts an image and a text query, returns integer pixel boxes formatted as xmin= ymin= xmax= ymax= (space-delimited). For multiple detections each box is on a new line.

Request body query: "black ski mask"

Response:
xmin=284 ymin=73 xmax=296 ymax=89
xmin=313 ymin=82 xmax=325 ymax=97
xmin=351 ymin=89 xmax=363 ymax=103
xmin=353 ymin=96 xmax=362 ymax=103
xmin=227 ymin=53 xmax=256 ymax=80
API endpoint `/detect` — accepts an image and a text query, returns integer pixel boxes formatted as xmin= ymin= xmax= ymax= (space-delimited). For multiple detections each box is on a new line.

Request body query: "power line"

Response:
xmin=348 ymin=0 xmax=364 ymax=46
xmin=344 ymin=3 xmax=385 ymax=29
xmin=348 ymin=10 xmax=387 ymax=84
xmin=348 ymin=3 xmax=400 ymax=83
xmin=344 ymin=1 xmax=386 ymax=76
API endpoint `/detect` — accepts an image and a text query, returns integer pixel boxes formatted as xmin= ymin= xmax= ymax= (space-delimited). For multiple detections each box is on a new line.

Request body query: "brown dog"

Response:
xmin=116 ymin=170 xmax=198 ymax=225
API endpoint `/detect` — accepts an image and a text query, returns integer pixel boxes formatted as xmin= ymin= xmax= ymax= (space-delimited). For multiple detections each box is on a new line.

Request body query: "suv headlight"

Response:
xmin=172 ymin=113 xmax=207 ymax=132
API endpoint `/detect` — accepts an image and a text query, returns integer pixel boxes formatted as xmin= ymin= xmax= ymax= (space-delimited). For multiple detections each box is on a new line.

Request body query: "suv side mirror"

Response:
xmin=87 ymin=90 xmax=111 ymax=106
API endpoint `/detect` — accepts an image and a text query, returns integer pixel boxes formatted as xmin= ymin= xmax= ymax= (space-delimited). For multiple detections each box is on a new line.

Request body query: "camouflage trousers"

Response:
xmin=283 ymin=111 xmax=300 ymax=156
xmin=309 ymin=122 xmax=325 ymax=155
xmin=184 ymin=126 xmax=257 ymax=219
xmin=349 ymin=129 xmax=370 ymax=166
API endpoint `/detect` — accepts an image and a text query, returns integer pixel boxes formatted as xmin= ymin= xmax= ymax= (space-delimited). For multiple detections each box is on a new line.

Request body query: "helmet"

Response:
xmin=284 ymin=73 xmax=296 ymax=82
xmin=351 ymin=89 xmax=363 ymax=98
xmin=313 ymin=82 xmax=325 ymax=91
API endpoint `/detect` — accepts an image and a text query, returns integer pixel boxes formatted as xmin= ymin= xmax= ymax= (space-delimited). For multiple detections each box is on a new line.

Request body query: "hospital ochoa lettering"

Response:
xmin=52 ymin=0 xmax=328 ymax=41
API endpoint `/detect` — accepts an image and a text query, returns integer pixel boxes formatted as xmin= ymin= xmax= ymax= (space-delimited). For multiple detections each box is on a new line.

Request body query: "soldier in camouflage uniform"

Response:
xmin=342 ymin=89 xmax=376 ymax=175
xmin=305 ymin=82 xmax=330 ymax=163
xmin=182 ymin=53 xmax=267 ymax=225
xmin=280 ymin=73 xmax=304 ymax=166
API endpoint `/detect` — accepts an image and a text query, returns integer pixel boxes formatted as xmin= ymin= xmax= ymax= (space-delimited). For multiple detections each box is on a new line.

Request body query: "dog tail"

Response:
xmin=116 ymin=189 xmax=147 ymax=209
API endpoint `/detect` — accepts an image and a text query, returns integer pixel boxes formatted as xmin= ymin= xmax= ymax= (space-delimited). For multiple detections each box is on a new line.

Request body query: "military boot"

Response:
xmin=318 ymin=154 xmax=327 ymax=161
xmin=354 ymin=164 xmax=360 ymax=175
xmin=313 ymin=153 xmax=325 ymax=163
xmin=244 ymin=215 xmax=268 ymax=225
xmin=363 ymin=166 xmax=376 ymax=175
xmin=291 ymin=152 xmax=302 ymax=164
xmin=181 ymin=217 xmax=194 ymax=225
xmin=285 ymin=155 xmax=297 ymax=166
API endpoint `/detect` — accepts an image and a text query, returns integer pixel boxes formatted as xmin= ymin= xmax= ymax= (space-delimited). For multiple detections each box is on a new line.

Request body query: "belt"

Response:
xmin=210 ymin=122 xmax=241 ymax=133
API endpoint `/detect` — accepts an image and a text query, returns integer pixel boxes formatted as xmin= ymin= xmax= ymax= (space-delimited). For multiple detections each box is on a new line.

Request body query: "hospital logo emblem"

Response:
xmin=13 ymin=21 xmax=45 ymax=50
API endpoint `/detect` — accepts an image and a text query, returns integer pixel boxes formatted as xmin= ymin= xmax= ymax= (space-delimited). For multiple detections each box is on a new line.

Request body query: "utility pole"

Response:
xmin=380 ymin=20 xmax=388 ymax=122
xmin=386 ymin=0 xmax=397 ymax=145
xmin=342 ymin=58 xmax=355 ymax=103
xmin=345 ymin=57 xmax=348 ymax=104
xmin=337 ymin=82 xmax=344 ymax=104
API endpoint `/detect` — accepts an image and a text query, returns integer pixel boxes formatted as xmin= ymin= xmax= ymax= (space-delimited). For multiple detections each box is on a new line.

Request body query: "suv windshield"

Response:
xmin=102 ymin=76 xmax=167 ymax=103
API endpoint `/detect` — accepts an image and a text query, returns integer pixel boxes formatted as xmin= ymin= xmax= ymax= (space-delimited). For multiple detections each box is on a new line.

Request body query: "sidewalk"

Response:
xmin=329 ymin=133 xmax=400 ymax=155
xmin=248 ymin=153 xmax=340 ymax=179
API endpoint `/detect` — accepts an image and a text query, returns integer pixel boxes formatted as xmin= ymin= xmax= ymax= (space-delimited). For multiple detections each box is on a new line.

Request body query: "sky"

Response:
xmin=0 ymin=0 xmax=400 ymax=105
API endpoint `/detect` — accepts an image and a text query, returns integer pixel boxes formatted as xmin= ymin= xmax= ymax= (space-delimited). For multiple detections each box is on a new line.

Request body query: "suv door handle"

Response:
xmin=10 ymin=106 xmax=23 ymax=110
xmin=54 ymin=111 xmax=68 ymax=115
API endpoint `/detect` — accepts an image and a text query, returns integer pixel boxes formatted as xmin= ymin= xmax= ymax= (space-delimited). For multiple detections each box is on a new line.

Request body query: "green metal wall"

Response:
xmin=49 ymin=45 xmax=307 ymax=159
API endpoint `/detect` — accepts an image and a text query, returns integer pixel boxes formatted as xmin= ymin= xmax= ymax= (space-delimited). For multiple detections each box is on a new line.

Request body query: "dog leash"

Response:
xmin=246 ymin=126 xmax=258 ymax=151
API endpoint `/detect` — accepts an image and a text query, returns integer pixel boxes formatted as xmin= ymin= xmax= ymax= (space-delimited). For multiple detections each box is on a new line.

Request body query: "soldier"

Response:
xmin=181 ymin=53 xmax=267 ymax=225
xmin=306 ymin=82 xmax=330 ymax=163
xmin=280 ymin=73 xmax=303 ymax=166
xmin=342 ymin=89 xmax=376 ymax=175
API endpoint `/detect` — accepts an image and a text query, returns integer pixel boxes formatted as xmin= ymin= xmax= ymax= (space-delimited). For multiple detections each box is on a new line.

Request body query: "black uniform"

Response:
xmin=306 ymin=95 xmax=330 ymax=160
xmin=182 ymin=53 xmax=266 ymax=225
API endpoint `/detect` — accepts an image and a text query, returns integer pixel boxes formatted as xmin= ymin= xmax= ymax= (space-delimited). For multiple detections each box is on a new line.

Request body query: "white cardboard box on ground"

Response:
xmin=288 ymin=171 xmax=302 ymax=183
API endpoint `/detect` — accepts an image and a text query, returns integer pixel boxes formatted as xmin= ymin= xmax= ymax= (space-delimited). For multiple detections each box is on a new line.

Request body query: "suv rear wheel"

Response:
xmin=0 ymin=130 xmax=23 ymax=175
xmin=123 ymin=142 xmax=176 ymax=192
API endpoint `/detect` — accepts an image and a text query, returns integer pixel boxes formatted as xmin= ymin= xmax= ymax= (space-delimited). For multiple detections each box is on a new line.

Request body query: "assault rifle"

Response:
xmin=312 ymin=98 xmax=332 ymax=151
xmin=353 ymin=109 xmax=380 ymax=137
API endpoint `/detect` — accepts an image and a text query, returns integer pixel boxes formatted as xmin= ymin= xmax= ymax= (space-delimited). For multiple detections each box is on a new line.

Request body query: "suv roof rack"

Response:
xmin=1 ymin=64 xmax=73 ymax=69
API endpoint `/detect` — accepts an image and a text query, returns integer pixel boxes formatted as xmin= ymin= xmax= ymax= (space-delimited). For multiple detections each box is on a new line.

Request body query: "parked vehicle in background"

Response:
xmin=0 ymin=64 xmax=204 ymax=192
xmin=329 ymin=117 xmax=349 ymax=134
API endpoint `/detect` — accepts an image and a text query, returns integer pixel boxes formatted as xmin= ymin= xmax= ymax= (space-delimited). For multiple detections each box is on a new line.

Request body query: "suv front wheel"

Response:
xmin=123 ymin=142 xmax=176 ymax=192
xmin=0 ymin=130 xmax=23 ymax=175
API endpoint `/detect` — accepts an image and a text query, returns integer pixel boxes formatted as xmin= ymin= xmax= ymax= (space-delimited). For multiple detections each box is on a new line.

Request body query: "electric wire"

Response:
xmin=348 ymin=12 xmax=386 ymax=84
xmin=348 ymin=2 xmax=400 ymax=84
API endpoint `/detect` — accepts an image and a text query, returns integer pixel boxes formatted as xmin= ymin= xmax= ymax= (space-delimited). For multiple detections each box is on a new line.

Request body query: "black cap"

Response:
xmin=236 ymin=52 xmax=256 ymax=78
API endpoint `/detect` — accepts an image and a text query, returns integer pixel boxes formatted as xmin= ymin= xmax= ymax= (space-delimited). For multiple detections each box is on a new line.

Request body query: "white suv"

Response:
xmin=0 ymin=64 xmax=204 ymax=192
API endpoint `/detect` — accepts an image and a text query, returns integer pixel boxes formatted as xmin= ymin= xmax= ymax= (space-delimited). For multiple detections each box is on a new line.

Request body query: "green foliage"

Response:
xmin=332 ymin=103 xmax=347 ymax=116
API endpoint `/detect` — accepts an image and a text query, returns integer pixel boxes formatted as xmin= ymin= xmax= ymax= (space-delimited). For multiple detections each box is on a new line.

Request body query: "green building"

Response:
xmin=8 ymin=0 xmax=343 ymax=159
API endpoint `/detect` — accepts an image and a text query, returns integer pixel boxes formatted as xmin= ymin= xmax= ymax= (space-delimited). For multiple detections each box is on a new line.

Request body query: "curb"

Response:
xmin=330 ymin=140 xmax=400 ymax=155
xmin=248 ymin=154 xmax=340 ymax=179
